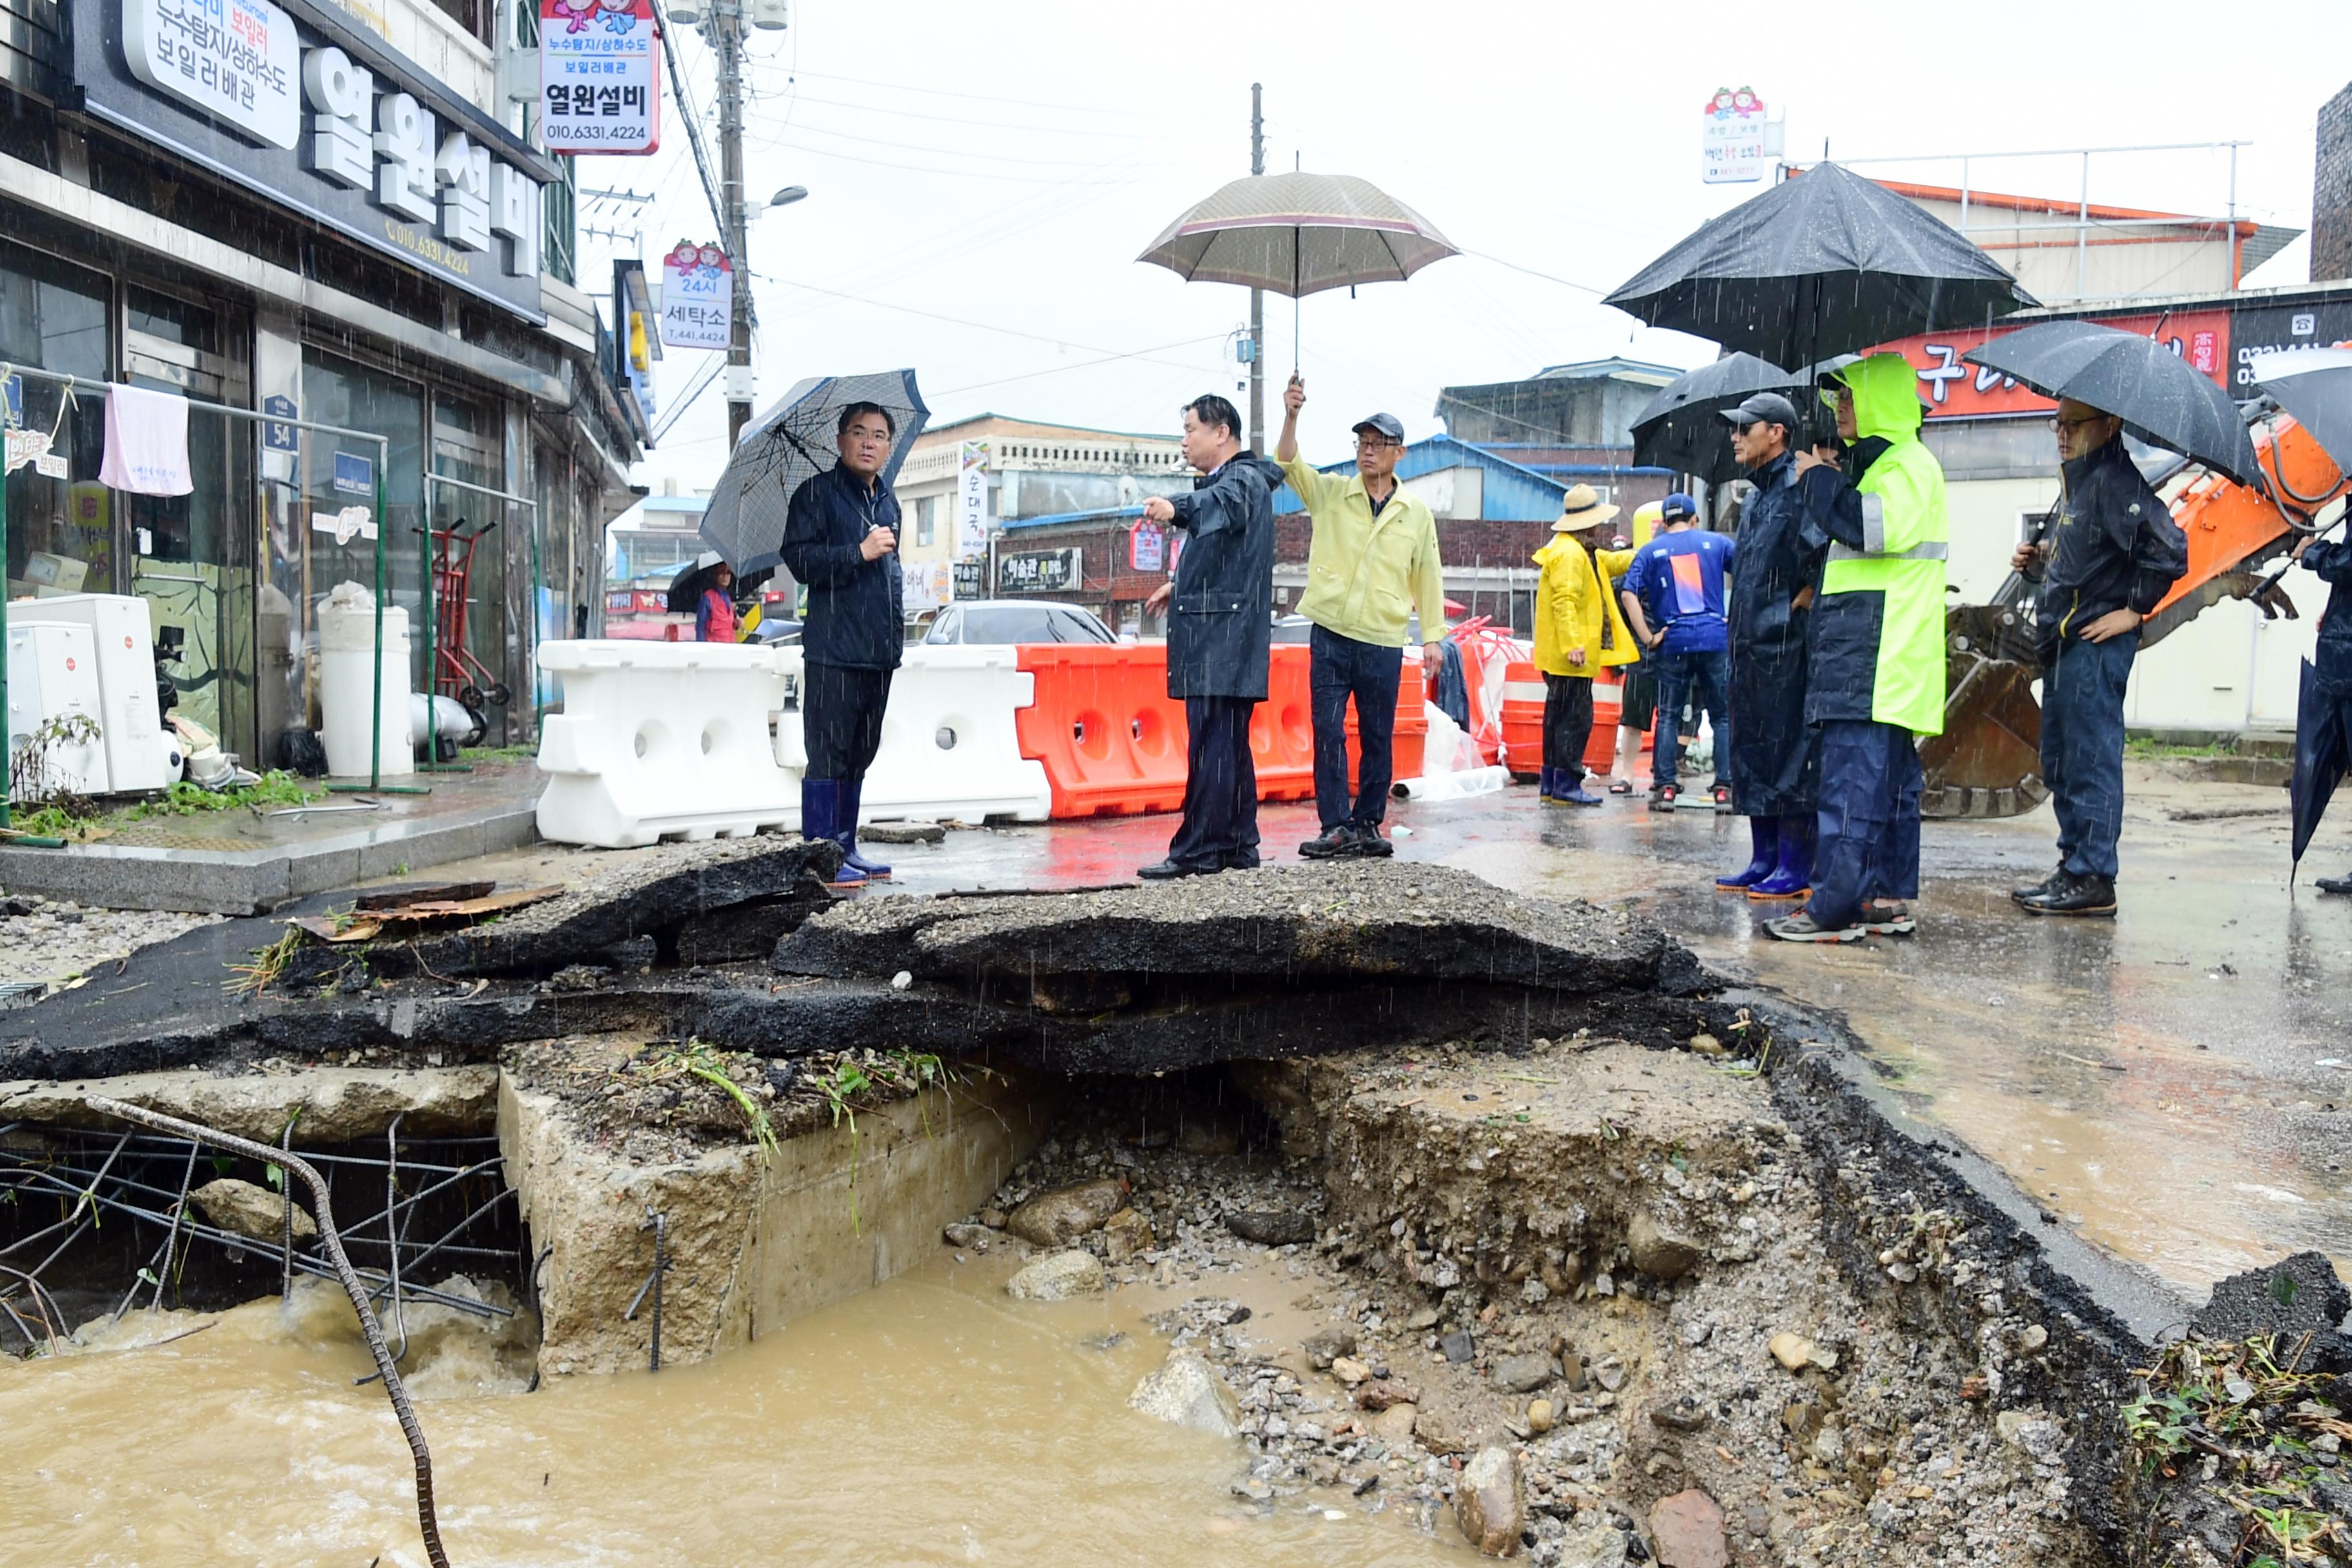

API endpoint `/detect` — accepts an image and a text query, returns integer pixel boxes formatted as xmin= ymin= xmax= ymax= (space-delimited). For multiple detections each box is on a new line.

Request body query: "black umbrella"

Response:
xmin=2251 ymin=346 xmax=2352 ymax=474
xmin=665 ymin=550 xmax=728 ymax=614
xmin=1604 ymin=162 xmax=2037 ymax=368
xmin=1629 ymin=353 xmax=1802 ymax=485
xmin=2292 ymin=658 xmax=2352 ymax=885
xmin=1963 ymin=320 xmax=2263 ymax=489
xmin=698 ymin=369 xmax=930 ymax=576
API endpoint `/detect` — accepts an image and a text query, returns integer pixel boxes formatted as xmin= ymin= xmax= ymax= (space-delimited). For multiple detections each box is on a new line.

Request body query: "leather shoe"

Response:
xmin=1350 ymin=827 xmax=1395 ymax=857
xmin=2008 ymin=867 xmax=2063 ymax=905
xmin=2017 ymin=870 xmax=2116 ymax=917
xmin=1137 ymin=859 xmax=1211 ymax=881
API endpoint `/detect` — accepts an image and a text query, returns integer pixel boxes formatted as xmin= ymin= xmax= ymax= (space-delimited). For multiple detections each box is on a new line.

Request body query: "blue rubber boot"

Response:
xmin=1748 ymin=812 xmax=1813 ymax=901
xmin=800 ymin=779 xmax=865 ymax=886
xmin=1538 ymin=767 xmax=1565 ymax=805
xmin=838 ymin=778 xmax=891 ymax=879
xmin=1716 ymin=816 xmax=1778 ymax=892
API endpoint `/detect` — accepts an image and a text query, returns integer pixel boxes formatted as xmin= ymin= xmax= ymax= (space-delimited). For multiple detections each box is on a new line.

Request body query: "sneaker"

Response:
xmin=2318 ymin=876 xmax=2352 ymax=897
xmin=1348 ymin=825 xmax=1395 ymax=858
xmin=1298 ymin=826 xmax=1355 ymax=859
xmin=2008 ymin=867 xmax=2064 ymax=905
xmin=2017 ymin=871 xmax=2117 ymax=917
xmin=1710 ymin=783 xmax=1733 ymax=812
xmin=1859 ymin=899 xmax=1916 ymax=936
xmin=1763 ymin=910 xmax=1868 ymax=943
xmin=1649 ymin=783 xmax=1680 ymax=812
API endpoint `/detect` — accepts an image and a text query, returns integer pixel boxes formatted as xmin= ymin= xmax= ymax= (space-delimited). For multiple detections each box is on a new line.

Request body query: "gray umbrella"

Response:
xmin=1139 ymin=171 xmax=1456 ymax=362
xmin=1605 ymin=162 xmax=2037 ymax=368
xmin=1965 ymin=321 xmax=2262 ymax=489
xmin=1630 ymin=353 xmax=1803 ymax=485
xmin=2251 ymin=346 xmax=2352 ymax=474
xmin=697 ymin=369 xmax=931 ymax=576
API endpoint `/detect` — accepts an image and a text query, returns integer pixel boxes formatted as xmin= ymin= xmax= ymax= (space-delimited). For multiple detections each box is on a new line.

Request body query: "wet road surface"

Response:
xmin=876 ymin=761 xmax=2352 ymax=1304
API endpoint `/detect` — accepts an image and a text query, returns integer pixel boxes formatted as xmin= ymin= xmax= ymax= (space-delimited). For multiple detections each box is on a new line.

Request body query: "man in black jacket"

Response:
xmin=779 ymin=402 xmax=904 ymax=887
xmin=2008 ymin=399 xmax=2188 ymax=917
xmin=2297 ymin=525 xmax=2352 ymax=895
xmin=1136 ymin=393 xmax=1282 ymax=879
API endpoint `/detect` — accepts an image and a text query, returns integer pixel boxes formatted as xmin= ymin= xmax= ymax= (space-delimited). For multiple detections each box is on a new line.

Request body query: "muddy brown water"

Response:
xmin=0 ymin=1253 xmax=1472 ymax=1568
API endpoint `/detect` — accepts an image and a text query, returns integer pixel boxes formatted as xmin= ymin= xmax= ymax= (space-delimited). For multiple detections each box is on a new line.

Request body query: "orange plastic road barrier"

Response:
xmin=1344 ymin=669 xmax=1427 ymax=790
xmin=1499 ymin=663 xmax=1649 ymax=778
xmin=1499 ymin=661 xmax=1546 ymax=780
xmin=1254 ymin=645 xmax=1316 ymax=802
xmin=1016 ymin=643 xmax=1319 ymax=818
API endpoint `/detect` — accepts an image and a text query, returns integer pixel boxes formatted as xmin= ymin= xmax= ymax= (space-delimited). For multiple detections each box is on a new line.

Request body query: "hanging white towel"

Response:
xmin=99 ymin=382 xmax=193 ymax=496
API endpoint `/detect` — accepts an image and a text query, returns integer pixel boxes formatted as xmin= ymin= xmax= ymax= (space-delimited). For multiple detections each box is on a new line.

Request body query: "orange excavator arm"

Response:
xmin=2141 ymin=409 xmax=2351 ymax=647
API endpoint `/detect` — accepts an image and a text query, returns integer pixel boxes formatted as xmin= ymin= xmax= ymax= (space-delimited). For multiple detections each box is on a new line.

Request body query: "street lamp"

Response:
xmin=767 ymin=185 xmax=808 ymax=209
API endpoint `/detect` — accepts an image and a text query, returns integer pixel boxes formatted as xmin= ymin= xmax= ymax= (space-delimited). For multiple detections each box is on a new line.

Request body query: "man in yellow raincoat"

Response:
xmin=1531 ymin=484 xmax=1640 ymax=805
xmin=1766 ymin=353 xmax=1947 ymax=943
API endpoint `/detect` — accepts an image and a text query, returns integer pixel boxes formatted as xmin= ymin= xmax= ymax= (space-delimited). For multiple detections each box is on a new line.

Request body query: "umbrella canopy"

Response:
xmin=2292 ymin=658 xmax=2352 ymax=881
xmin=1137 ymin=172 xmax=1457 ymax=299
xmin=665 ymin=550 xmax=728 ymax=614
xmin=1964 ymin=320 xmax=2262 ymax=489
xmin=1604 ymin=162 xmax=2037 ymax=368
xmin=698 ymin=369 xmax=931 ymax=576
xmin=2251 ymin=346 xmax=2352 ymax=474
xmin=1630 ymin=353 xmax=1803 ymax=485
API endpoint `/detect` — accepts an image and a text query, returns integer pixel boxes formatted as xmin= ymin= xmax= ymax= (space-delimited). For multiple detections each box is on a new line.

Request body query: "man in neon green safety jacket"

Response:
xmin=1765 ymin=352 xmax=1948 ymax=945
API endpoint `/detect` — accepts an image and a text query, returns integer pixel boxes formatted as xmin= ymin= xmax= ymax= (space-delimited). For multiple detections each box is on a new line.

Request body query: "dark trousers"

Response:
xmin=2042 ymin=631 xmax=2136 ymax=880
xmin=803 ymin=662 xmax=894 ymax=781
xmin=1310 ymin=625 xmax=1403 ymax=829
xmin=1542 ymin=673 xmax=1595 ymax=777
xmin=1168 ymin=696 xmax=1260 ymax=870
xmin=1651 ymin=646 xmax=1730 ymax=792
xmin=1808 ymin=719 xmax=1923 ymax=930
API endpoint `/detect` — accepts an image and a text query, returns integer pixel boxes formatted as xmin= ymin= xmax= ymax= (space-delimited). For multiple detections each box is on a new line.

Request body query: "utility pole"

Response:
xmin=1249 ymin=83 xmax=1265 ymax=455
xmin=717 ymin=0 xmax=752 ymax=450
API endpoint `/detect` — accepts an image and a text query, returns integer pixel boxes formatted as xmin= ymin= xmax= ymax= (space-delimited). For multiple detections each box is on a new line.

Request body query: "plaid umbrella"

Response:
xmin=698 ymin=369 xmax=930 ymax=578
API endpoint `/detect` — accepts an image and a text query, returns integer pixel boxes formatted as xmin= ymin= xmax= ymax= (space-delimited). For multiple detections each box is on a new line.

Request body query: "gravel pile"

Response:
xmin=0 ymin=896 xmax=216 ymax=988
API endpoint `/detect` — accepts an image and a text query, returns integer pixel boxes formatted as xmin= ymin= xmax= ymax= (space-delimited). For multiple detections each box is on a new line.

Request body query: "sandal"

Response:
xmin=1607 ymin=778 xmax=1634 ymax=796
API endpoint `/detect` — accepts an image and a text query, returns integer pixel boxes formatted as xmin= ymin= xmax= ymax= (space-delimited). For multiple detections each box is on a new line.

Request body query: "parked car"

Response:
xmin=750 ymin=616 xmax=802 ymax=645
xmin=923 ymin=600 xmax=1117 ymax=646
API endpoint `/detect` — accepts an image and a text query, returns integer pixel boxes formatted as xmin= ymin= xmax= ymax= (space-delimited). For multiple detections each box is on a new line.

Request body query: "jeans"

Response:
xmin=1542 ymin=673 xmax=1594 ymax=778
xmin=2042 ymin=631 xmax=2137 ymax=880
xmin=1807 ymin=720 xmax=1923 ymax=930
xmin=1651 ymin=646 xmax=1730 ymax=792
xmin=1310 ymin=625 xmax=1404 ymax=829
xmin=803 ymin=662 xmax=894 ymax=781
xmin=1167 ymin=696 xmax=1260 ymax=870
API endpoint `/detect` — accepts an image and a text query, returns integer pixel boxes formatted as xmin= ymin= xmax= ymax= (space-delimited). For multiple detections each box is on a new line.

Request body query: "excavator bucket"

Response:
xmin=1921 ymin=604 xmax=2049 ymax=819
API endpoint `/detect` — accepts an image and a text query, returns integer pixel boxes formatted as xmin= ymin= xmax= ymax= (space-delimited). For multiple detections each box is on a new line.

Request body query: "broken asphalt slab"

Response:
xmin=0 ymin=836 xmax=839 ymax=1081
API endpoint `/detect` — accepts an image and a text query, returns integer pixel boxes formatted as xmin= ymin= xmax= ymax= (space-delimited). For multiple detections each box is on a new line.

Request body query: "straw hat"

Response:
xmin=1552 ymin=484 xmax=1621 ymax=533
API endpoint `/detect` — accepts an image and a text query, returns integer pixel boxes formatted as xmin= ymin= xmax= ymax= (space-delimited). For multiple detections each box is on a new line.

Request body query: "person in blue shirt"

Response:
xmin=1618 ymin=493 xmax=1736 ymax=810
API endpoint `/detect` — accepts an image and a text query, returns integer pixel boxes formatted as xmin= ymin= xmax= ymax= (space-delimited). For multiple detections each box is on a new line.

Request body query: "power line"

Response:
xmin=739 ymin=110 xmax=1172 ymax=169
xmin=742 ymin=135 xmax=1151 ymax=186
xmin=760 ymin=276 xmax=1224 ymax=373
xmin=653 ymin=353 xmax=728 ymax=442
xmin=785 ymin=66 xmax=1164 ymax=119
xmin=1462 ymin=250 xmax=1613 ymax=296
xmin=742 ymin=87 xmax=1191 ymax=139
xmin=934 ymin=333 xmax=1231 ymax=396
xmin=650 ymin=0 xmax=729 ymax=257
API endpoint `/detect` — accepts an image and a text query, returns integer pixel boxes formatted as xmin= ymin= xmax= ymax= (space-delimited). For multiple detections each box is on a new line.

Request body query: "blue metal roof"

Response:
xmin=1001 ymin=504 xmax=1146 ymax=532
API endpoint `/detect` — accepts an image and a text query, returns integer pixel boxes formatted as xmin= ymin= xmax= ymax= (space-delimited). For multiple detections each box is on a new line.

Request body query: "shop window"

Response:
xmin=301 ymin=351 xmax=426 ymax=708
xmin=1 ymin=239 xmax=110 ymax=604
xmin=916 ymin=496 xmax=935 ymax=547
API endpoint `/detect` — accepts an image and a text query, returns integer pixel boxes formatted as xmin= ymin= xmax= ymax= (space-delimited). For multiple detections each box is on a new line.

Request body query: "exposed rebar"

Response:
xmin=623 ymin=1211 xmax=667 ymax=1373
xmin=85 ymin=1097 xmax=455 ymax=1568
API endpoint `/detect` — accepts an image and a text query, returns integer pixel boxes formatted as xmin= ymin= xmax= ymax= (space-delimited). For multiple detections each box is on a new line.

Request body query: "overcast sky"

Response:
xmin=584 ymin=0 xmax=2351 ymax=487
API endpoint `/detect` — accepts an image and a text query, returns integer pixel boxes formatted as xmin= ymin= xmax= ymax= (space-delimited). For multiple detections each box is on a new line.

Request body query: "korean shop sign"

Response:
xmin=658 ymin=241 xmax=730 ymax=350
xmin=540 ymin=0 xmax=661 ymax=155
xmin=76 ymin=0 xmax=558 ymax=322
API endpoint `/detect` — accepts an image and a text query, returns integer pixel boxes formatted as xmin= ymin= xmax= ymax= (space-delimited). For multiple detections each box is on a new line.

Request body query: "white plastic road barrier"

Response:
xmin=10 ymin=593 xmax=177 ymax=792
xmin=317 ymin=582 xmax=414 ymax=779
xmin=772 ymin=643 xmax=1052 ymax=825
xmin=535 ymin=640 xmax=799 ymax=847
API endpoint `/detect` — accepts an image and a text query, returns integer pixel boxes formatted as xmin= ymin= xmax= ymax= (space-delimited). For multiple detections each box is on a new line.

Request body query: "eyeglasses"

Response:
xmin=2047 ymin=415 xmax=2104 ymax=433
xmin=1354 ymin=438 xmax=1398 ymax=451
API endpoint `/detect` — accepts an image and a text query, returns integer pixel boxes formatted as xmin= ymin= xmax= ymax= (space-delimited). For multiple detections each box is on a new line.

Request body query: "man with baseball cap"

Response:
xmin=1618 ymin=489 xmax=1736 ymax=810
xmin=1716 ymin=389 xmax=1833 ymax=901
xmin=1276 ymin=375 xmax=1447 ymax=859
